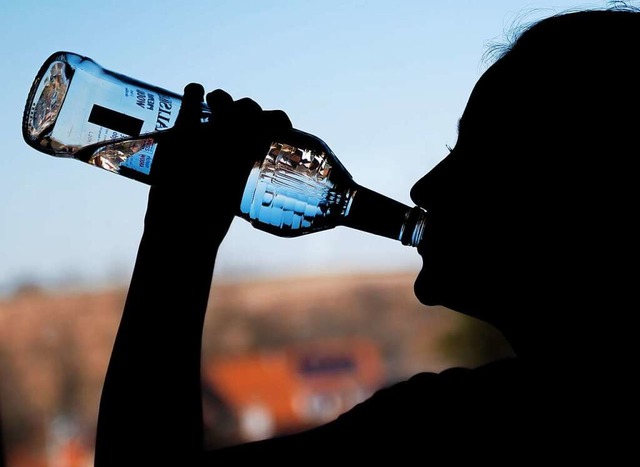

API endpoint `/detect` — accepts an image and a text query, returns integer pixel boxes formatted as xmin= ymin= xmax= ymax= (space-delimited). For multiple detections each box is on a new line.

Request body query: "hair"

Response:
xmin=482 ymin=1 xmax=640 ymax=66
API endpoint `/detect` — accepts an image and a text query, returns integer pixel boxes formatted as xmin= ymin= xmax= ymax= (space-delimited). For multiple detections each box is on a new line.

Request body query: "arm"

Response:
xmin=94 ymin=84 xmax=291 ymax=466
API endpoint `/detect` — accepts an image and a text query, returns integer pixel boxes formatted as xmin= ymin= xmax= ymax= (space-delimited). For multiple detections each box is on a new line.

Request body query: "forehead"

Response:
xmin=457 ymin=60 xmax=517 ymax=140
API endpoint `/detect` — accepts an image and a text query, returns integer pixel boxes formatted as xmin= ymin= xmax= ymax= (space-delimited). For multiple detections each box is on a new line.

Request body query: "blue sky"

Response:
xmin=0 ymin=0 xmax=605 ymax=294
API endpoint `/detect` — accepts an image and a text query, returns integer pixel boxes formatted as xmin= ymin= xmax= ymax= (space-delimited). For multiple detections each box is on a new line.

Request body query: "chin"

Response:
xmin=413 ymin=270 xmax=440 ymax=306
xmin=413 ymin=269 xmax=485 ymax=322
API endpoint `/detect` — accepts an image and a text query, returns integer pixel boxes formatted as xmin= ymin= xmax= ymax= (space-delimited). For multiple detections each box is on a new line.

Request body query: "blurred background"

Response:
xmin=1 ymin=0 xmax=602 ymax=465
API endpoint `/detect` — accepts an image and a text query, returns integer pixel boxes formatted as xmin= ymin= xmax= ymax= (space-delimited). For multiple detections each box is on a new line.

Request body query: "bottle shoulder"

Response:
xmin=277 ymin=128 xmax=332 ymax=153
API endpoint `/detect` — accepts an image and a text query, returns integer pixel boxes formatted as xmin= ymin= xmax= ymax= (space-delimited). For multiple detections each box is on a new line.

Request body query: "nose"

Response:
xmin=410 ymin=150 xmax=452 ymax=210
xmin=410 ymin=172 xmax=430 ymax=208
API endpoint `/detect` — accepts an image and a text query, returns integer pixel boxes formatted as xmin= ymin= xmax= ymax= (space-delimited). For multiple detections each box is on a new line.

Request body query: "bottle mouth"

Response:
xmin=399 ymin=206 xmax=427 ymax=247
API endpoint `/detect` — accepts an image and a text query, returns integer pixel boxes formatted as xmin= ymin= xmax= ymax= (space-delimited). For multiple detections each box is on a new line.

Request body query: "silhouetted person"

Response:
xmin=94 ymin=5 xmax=639 ymax=465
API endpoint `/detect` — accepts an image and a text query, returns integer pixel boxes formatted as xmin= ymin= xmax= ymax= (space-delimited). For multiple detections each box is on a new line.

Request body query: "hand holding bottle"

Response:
xmin=146 ymin=82 xmax=293 ymax=240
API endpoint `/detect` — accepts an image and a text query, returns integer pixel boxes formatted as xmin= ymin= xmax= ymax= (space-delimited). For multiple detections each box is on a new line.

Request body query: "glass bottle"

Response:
xmin=22 ymin=51 xmax=427 ymax=247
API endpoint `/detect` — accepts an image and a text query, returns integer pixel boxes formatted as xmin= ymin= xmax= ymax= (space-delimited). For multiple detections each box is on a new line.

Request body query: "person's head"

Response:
xmin=411 ymin=5 xmax=639 ymax=362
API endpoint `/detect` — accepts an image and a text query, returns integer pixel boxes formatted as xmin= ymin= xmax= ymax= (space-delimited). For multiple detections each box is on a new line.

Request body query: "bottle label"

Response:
xmin=118 ymin=138 xmax=156 ymax=174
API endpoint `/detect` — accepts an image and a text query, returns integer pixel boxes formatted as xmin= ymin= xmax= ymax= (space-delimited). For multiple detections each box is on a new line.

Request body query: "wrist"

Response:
xmin=144 ymin=185 xmax=236 ymax=243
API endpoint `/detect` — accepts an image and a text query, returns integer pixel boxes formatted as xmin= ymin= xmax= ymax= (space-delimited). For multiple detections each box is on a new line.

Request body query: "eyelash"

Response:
xmin=446 ymin=144 xmax=453 ymax=152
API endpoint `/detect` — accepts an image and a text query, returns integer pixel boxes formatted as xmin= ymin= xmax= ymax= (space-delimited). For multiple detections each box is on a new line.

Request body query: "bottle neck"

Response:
xmin=341 ymin=185 xmax=426 ymax=247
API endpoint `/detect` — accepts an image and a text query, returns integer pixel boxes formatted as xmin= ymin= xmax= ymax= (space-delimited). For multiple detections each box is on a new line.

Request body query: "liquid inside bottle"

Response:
xmin=22 ymin=51 xmax=427 ymax=247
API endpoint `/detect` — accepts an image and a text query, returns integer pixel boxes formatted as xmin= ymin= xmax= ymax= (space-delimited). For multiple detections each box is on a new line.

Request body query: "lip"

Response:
xmin=415 ymin=233 xmax=428 ymax=257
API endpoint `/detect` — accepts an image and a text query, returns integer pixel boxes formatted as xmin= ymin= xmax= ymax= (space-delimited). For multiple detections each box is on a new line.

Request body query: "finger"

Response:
xmin=233 ymin=97 xmax=263 ymax=113
xmin=231 ymin=98 xmax=263 ymax=127
xmin=206 ymin=89 xmax=234 ymax=119
xmin=184 ymin=82 xmax=205 ymax=100
xmin=175 ymin=82 xmax=205 ymax=129
xmin=262 ymin=109 xmax=293 ymax=133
